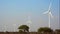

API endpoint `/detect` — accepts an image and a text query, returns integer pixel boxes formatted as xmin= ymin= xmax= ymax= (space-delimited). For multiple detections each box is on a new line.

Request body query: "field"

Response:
xmin=0 ymin=32 xmax=60 ymax=34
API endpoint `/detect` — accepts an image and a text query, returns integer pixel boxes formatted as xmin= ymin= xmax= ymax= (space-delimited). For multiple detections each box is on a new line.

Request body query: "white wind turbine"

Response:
xmin=43 ymin=2 xmax=53 ymax=28
xmin=13 ymin=24 xmax=17 ymax=32
xmin=4 ymin=25 xmax=7 ymax=32
xmin=26 ymin=16 xmax=32 ymax=24
xmin=26 ymin=15 xmax=32 ymax=32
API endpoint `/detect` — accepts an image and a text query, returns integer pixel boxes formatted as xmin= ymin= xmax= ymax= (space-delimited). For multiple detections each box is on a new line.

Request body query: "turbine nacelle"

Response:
xmin=43 ymin=11 xmax=53 ymax=18
xmin=48 ymin=11 xmax=53 ymax=18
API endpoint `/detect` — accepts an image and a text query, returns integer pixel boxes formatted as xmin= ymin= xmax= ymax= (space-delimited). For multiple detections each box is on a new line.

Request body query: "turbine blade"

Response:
xmin=43 ymin=2 xmax=52 ymax=14
xmin=48 ymin=2 xmax=52 ymax=11
xmin=43 ymin=11 xmax=49 ymax=14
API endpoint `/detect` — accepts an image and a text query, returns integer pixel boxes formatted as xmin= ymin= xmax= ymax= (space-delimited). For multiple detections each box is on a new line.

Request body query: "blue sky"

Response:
xmin=0 ymin=0 xmax=59 ymax=32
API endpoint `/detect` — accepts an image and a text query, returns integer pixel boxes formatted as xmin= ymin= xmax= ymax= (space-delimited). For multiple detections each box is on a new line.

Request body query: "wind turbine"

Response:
xmin=43 ymin=2 xmax=53 ymax=28
xmin=13 ymin=24 xmax=17 ymax=32
xmin=26 ymin=16 xmax=32 ymax=24
xmin=4 ymin=25 xmax=7 ymax=32
xmin=26 ymin=15 xmax=32 ymax=32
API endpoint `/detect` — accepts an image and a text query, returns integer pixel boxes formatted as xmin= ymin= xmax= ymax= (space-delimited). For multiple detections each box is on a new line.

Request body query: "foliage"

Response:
xmin=18 ymin=25 xmax=29 ymax=32
xmin=38 ymin=27 xmax=53 ymax=33
xmin=55 ymin=29 xmax=60 ymax=32
xmin=19 ymin=30 xmax=23 ymax=32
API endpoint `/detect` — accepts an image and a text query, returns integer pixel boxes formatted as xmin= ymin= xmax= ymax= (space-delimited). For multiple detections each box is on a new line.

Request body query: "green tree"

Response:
xmin=19 ymin=30 xmax=23 ymax=32
xmin=18 ymin=25 xmax=29 ymax=32
xmin=38 ymin=27 xmax=53 ymax=33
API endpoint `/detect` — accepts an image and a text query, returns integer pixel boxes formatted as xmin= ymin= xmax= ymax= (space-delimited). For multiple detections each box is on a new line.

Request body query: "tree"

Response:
xmin=38 ymin=27 xmax=53 ymax=33
xmin=55 ymin=29 xmax=60 ymax=32
xmin=18 ymin=25 xmax=29 ymax=32
xmin=19 ymin=30 xmax=23 ymax=32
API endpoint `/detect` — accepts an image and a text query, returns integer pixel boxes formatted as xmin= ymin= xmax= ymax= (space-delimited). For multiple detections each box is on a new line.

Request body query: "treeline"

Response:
xmin=0 ymin=25 xmax=60 ymax=34
xmin=18 ymin=25 xmax=60 ymax=33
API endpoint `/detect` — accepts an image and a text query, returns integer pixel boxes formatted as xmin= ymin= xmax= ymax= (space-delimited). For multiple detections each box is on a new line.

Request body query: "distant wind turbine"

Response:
xmin=13 ymin=24 xmax=17 ymax=32
xmin=26 ymin=16 xmax=32 ymax=24
xmin=4 ymin=25 xmax=7 ymax=32
xmin=26 ymin=15 xmax=32 ymax=32
xmin=43 ymin=2 xmax=53 ymax=28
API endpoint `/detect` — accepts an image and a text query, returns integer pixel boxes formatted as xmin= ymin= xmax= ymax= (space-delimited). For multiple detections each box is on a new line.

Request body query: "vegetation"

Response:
xmin=18 ymin=25 xmax=29 ymax=32
xmin=55 ymin=29 xmax=60 ymax=32
xmin=19 ymin=30 xmax=23 ymax=32
xmin=17 ymin=25 xmax=60 ymax=34
xmin=38 ymin=27 xmax=53 ymax=33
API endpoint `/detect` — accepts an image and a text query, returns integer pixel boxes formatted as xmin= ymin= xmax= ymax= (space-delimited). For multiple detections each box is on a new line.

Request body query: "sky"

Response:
xmin=0 ymin=0 xmax=59 ymax=32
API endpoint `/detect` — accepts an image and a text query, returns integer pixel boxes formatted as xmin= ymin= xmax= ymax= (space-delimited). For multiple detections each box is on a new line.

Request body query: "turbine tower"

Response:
xmin=43 ymin=2 xmax=53 ymax=28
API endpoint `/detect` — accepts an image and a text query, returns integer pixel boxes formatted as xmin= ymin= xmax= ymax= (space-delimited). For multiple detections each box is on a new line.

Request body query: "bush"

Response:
xmin=19 ymin=30 xmax=23 ymax=32
xmin=38 ymin=27 xmax=53 ymax=33
xmin=55 ymin=29 xmax=60 ymax=32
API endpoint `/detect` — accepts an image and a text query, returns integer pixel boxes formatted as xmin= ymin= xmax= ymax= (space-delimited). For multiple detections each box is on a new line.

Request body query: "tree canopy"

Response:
xmin=18 ymin=25 xmax=29 ymax=32
xmin=38 ymin=27 xmax=53 ymax=33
